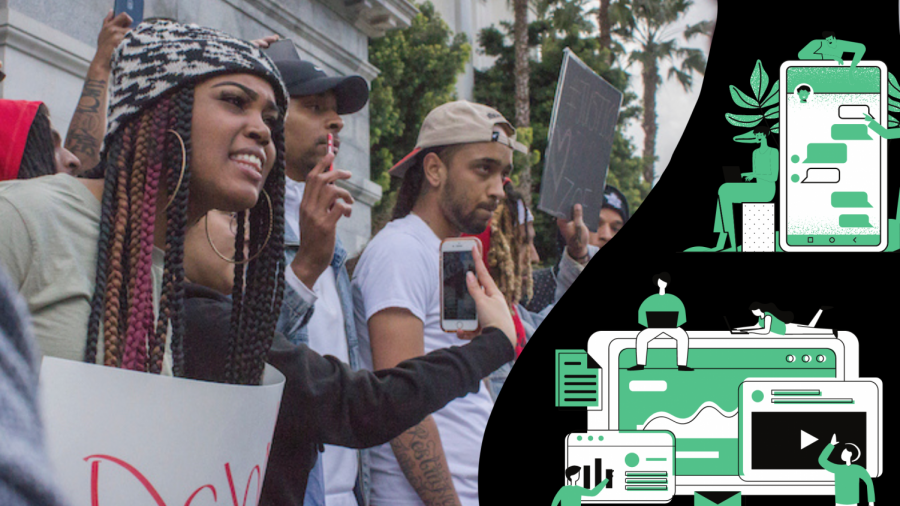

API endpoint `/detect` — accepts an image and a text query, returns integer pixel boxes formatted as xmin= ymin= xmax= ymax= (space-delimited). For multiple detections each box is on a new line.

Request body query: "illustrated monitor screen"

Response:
xmin=752 ymin=412 xmax=866 ymax=469
xmin=617 ymin=347 xmax=837 ymax=476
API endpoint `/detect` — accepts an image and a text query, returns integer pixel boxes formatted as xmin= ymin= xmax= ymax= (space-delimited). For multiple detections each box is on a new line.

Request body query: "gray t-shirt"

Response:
xmin=0 ymin=174 xmax=168 ymax=371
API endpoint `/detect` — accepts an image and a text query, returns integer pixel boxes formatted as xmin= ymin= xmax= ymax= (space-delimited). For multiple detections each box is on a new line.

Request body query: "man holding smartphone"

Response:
xmin=352 ymin=101 xmax=527 ymax=506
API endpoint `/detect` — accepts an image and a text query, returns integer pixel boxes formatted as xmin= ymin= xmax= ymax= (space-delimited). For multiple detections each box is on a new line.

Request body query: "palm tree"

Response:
xmin=615 ymin=0 xmax=708 ymax=185
xmin=512 ymin=0 xmax=533 ymax=204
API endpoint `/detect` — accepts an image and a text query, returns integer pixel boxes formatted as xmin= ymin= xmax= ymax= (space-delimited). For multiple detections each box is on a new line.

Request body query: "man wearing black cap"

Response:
xmin=590 ymin=185 xmax=630 ymax=250
xmin=269 ymin=54 xmax=371 ymax=506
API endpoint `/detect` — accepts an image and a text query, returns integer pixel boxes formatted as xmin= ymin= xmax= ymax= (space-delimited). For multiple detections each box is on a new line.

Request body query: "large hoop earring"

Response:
xmin=166 ymin=129 xmax=187 ymax=210
xmin=205 ymin=189 xmax=273 ymax=265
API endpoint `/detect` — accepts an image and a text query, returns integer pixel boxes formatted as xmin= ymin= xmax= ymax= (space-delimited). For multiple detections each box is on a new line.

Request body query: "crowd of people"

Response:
xmin=0 ymin=13 xmax=629 ymax=506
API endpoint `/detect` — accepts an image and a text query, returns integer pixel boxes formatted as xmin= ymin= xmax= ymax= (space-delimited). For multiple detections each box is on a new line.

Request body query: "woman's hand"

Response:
xmin=460 ymin=245 xmax=516 ymax=349
xmin=743 ymin=174 xmax=756 ymax=182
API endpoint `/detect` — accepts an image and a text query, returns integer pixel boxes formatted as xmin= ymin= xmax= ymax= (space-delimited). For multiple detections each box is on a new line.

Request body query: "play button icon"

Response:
xmin=800 ymin=430 xmax=818 ymax=450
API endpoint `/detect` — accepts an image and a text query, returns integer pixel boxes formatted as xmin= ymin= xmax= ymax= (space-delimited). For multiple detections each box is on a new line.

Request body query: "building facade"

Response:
xmin=0 ymin=0 xmax=417 ymax=255
xmin=430 ymin=0 xmax=518 ymax=101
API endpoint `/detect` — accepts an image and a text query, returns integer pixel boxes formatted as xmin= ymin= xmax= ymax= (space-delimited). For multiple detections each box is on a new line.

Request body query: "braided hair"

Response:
xmin=83 ymin=85 xmax=286 ymax=385
xmin=487 ymin=181 xmax=533 ymax=305
xmin=17 ymin=104 xmax=56 ymax=179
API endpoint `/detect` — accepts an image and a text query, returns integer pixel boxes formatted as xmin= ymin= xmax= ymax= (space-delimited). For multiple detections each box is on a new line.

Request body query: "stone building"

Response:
xmin=0 ymin=0 xmax=417 ymax=255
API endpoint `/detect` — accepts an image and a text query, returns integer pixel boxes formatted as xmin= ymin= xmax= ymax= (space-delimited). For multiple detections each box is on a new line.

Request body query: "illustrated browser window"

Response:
xmin=617 ymin=348 xmax=836 ymax=477
xmin=780 ymin=61 xmax=888 ymax=251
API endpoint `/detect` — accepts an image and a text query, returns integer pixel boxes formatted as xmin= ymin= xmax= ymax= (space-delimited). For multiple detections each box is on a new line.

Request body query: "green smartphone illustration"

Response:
xmin=779 ymin=61 xmax=888 ymax=251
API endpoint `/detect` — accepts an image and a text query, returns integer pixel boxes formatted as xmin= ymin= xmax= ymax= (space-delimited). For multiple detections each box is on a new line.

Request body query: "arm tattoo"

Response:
xmin=66 ymin=79 xmax=108 ymax=165
xmin=390 ymin=418 xmax=460 ymax=506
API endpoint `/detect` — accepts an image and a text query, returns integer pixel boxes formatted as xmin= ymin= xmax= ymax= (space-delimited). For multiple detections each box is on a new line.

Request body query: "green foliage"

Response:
xmin=368 ymin=2 xmax=471 ymax=227
xmin=888 ymin=72 xmax=900 ymax=129
xmin=474 ymin=0 xmax=648 ymax=266
xmin=727 ymin=60 xmax=779 ymax=143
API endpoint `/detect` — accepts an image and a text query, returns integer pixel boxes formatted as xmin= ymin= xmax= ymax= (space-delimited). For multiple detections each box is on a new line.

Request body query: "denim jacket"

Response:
xmin=277 ymin=226 xmax=371 ymax=506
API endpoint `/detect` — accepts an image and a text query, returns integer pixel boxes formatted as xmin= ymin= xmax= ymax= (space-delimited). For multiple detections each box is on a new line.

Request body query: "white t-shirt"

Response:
xmin=352 ymin=213 xmax=493 ymax=506
xmin=283 ymin=177 xmax=358 ymax=506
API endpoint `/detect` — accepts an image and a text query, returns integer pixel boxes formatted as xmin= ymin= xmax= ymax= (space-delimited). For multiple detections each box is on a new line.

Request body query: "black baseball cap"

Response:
xmin=603 ymin=185 xmax=630 ymax=222
xmin=273 ymin=59 xmax=369 ymax=115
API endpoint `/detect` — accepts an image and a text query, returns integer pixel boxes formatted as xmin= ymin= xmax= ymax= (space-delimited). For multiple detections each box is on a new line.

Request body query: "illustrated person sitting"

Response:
xmin=686 ymin=124 xmax=778 ymax=252
xmin=798 ymin=31 xmax=866 ymax=67
xmin=819 ymin=434 xmax=875 ymax=506
xmin=629 ymin=272 xmax=692 ymax=371
xmin=733 ymin=302 xmax=793 ymax=335
xmin=797 ymin=85 xmax=812 ymax=103
xmin=550 ymin=466 xmax=608 ymax=506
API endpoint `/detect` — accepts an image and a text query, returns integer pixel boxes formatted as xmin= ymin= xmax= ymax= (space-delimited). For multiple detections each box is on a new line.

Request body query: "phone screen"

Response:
xmin=442 ymin=250 xmax=477 ymax=321
xmin=782 ymin=62 xmax=886 ymax=248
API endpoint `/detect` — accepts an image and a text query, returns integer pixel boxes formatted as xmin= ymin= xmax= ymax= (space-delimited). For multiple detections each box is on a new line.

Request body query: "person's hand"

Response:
xmin=831 ymin=434 xmax=838 ymax=446
xmin=557 ymin=203 xmax=590 ymax=263
xmin=290 ymin=153 xmax=354 ymax=289
xmin=94 ymin=10 xmax=132 ymax=72
xmin=743 ymin=174 xmax=756 ymax=181
xmin=838 ymin=58 xmax=845 ymax=65
xmin=461 ymin=245 xmax=516 ymax=348
xmin=251 ymin=34 xmax=281 ymax=48
xmin=863 ymin=113 xmax=874 ymax=122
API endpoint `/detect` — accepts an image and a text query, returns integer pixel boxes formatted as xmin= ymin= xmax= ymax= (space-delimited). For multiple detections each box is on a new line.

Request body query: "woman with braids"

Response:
xmin=0 ymin=20 xmax=290 ymax=384
xmin=181 ymin=209 xmax=517 ymax=504
xmin=0 ymin=100 xmax=81 ymax=180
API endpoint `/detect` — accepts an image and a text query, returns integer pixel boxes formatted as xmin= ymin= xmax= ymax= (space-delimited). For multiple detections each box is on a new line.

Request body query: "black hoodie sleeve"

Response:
xmin=268 ymin=326 xmax=513 ymax=449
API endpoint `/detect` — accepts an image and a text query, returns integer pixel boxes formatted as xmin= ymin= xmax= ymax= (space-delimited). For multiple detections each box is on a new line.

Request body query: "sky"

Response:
xmin=586 ymin=0 xmax=718 ymax=184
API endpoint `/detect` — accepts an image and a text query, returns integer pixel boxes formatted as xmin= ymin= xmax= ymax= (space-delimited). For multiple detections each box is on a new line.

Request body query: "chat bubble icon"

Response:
xmin=804 ymin=143 xmax=847 ymax=163
xmin=838 ymin=105 xmax=875 ymax=121
xmin=839 ymin=214 xmax=873 ymax=227
xmin=801 ymin=168 xmax=841 ymax=183
xmin=832 ymin=191 xmax=873 ymax=208
xmin=831 ymin=124 xmax=872 ymax=140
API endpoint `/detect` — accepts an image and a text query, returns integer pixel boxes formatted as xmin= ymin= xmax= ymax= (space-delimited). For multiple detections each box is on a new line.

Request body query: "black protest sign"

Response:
xmin=538 ymin=48 xmax=623 ymax=231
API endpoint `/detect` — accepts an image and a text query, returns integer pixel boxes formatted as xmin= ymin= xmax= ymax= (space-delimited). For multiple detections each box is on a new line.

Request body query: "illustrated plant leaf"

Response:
xmin=770 ymin=122 xmax=780 ymax=134
xmin=890 ymin=116 xmax=899 ymax=128
xmin=733 ymin=130 xmax=759 ymax=143
xmin=764 ymin=107 xmax=779 ymax=119
xmin=889 ymin=72 xmax=900 ymax=99
xmin=890 ymin=102 xmax=900 ymax=113
xmin=761 ymin=80 xmax=779 ymax=107
xmin=730 ymin=85 xmax=759 ymax=108
xmin=750 ymin=59 xmax=769 ymax=101
xmin=725 ymin=113 xmax=763 ymax=128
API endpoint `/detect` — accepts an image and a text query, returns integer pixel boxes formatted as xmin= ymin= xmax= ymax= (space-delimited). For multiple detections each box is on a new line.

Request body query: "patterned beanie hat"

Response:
xmin=106 ymin=20 xmax=288 ymax=144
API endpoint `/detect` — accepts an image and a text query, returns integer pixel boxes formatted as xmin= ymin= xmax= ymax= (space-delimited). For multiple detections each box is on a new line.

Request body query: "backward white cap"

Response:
xmin=388 ymin=100 xmax=528 ymax=178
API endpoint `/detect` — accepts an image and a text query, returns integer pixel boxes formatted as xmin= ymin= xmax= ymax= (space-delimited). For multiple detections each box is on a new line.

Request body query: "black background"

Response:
xmin=752 ymin=412 xmax=866 ymax=469
xmin=479 ymin=1 xmax=892 ymax=504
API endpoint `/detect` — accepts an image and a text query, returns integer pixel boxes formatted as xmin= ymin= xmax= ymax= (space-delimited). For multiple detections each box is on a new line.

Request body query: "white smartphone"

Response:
xmin=440 ymin=237 xmax=480 ymax=332
xmin=779 ymin=60 xmax=888 ymax=251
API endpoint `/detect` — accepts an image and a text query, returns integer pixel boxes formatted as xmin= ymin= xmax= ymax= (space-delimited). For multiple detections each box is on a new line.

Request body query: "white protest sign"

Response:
xmin=39 ymin=357 xmax=285 ymax=506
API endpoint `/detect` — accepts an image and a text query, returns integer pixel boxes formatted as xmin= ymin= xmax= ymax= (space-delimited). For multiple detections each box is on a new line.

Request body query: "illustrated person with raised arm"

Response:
xmin=551 ymin=467 xmax=608 ymax=506
xmin=629 ymin=272 xmax=692 ymax=371
xmin=819 ymin=434 xmax=875 ymax=506
xmin=798 ymin=32 xmax=866 ymax=68
xmin=686 ymin=124 xmax=778 ymax=252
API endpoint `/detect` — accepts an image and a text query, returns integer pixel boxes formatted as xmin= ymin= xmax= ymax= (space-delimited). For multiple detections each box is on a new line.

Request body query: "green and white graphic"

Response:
xmin=631 ymin=273 xmax=692 ymax=370
xmin=563 ymin=431 xmax=674 ymax=504
xmin=798 ymin=32 xmax=866 ymax=67
xmin=581 ymin=327 xmax=883 ymax=497
xmin=819 ymin=435 xmax=876 ymax=506
xmin=780 ymin=60 xmax=888 ymax=251
xmin=556 ymin=349 xmax=600 ymax=408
